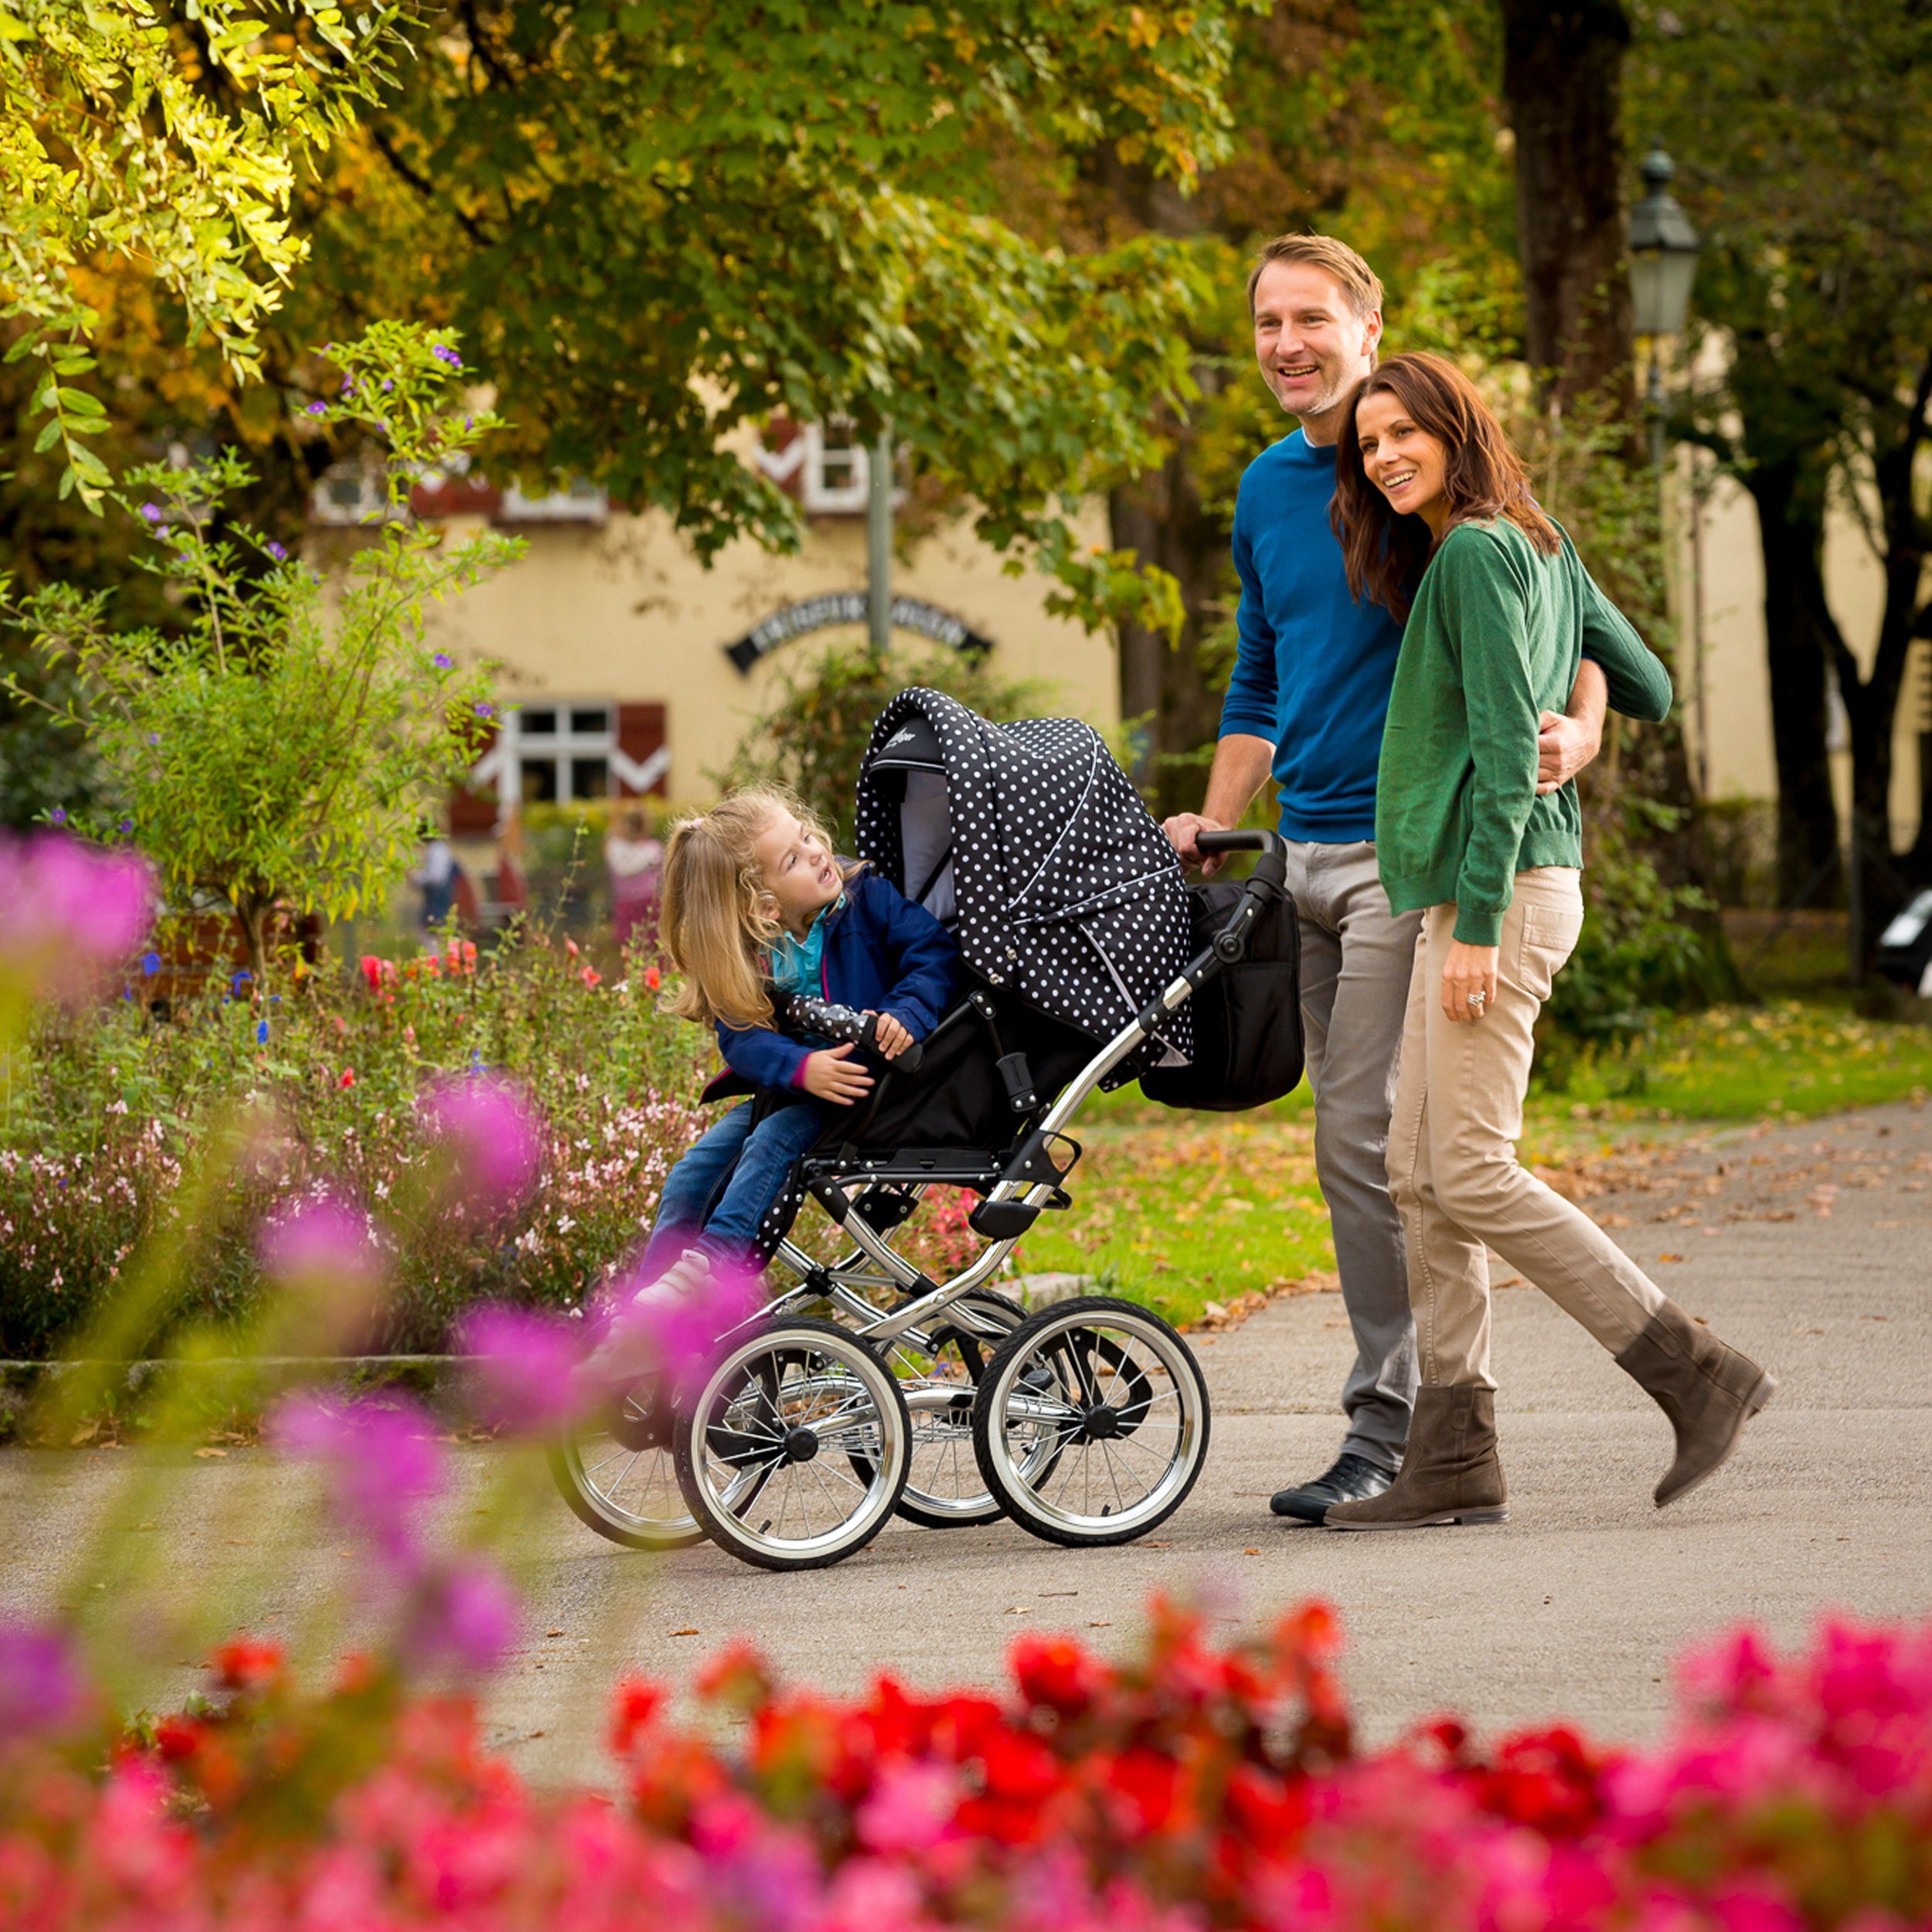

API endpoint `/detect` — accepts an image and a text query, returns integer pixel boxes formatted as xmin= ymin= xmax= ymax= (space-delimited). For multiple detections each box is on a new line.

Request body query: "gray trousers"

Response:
xmin=1284 ymin=839 xmax=1420 ymax=1471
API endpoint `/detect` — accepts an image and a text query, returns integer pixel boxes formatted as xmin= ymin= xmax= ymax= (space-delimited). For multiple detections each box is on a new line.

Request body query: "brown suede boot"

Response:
xmin=1615 ymin=1304 xmax=1775 ymax=1508
xmin=1325 ymin=1386 xmax=1509 ymax=1530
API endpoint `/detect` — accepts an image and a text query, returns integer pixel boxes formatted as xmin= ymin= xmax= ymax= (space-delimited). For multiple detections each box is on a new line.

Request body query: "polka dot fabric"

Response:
xmin=855 ymin=689 xmax=1194 ymax=1083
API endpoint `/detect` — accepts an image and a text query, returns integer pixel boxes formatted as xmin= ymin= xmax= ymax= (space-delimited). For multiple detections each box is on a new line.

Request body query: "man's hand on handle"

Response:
xmin=1162 ymin=811 xmax=1234 ymax=878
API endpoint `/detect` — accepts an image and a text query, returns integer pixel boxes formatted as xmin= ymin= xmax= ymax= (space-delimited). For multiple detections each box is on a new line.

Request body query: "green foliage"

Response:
xmin=719 ymin=641 xmax=1051 ymax=847
xmin=1 ymin=323 xmax=521 ymax=976
xmin=288 ymin=0 xmax=1275 ymax=637
xmin=0 ymin=0 xmax=410 ymax=508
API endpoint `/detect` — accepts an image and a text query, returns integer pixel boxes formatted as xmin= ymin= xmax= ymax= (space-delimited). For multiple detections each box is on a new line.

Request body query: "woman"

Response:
xmin=1322 ymin=352 xmax=1773 ymax=1530
xmin=605 ymin=801 xmax=665 ymax=954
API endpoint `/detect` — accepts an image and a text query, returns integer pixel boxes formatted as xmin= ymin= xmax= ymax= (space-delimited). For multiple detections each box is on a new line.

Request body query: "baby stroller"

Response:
xmin=554 ymin=690 xmax=1302 ymax=1570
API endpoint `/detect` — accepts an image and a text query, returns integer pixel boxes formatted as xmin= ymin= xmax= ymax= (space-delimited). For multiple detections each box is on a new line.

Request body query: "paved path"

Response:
xmin=4 ymin=1100 xmax=1927 ymax=1784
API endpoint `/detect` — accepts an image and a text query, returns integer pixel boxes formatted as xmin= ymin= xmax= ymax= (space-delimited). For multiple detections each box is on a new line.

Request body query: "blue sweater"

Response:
xmin=715 ymin=869 xmax=958 ymax=1091
xmin=1219 ymin=430 xmax=1403 ymax=842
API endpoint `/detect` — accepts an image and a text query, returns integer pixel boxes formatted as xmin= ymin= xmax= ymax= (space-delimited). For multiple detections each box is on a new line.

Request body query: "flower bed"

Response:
xmin=3 ymin=1601 xmax=1928 ymax=1931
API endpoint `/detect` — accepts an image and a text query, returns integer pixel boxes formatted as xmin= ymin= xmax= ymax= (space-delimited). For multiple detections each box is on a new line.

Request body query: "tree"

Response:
xmin=1496 ymin=0 xmax=1637 ymax=417
xmin=1631 ymin=0 xmax=1932 ymax=937
xmin=2 ymin=325 xmax=518 ymax=978
xmin=274 ymin=0 xmax=1273 ymax=638
xmin=0 ymin=0 xmax=410 ymax=508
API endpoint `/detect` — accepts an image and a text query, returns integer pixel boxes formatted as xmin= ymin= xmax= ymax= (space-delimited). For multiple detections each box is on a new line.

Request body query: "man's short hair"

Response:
xmin=1247 ymin=233 xmax=1384 ymax=322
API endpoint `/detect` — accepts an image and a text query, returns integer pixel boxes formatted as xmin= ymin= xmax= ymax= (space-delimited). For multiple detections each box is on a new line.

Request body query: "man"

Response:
xmin=1162 ymin=234 xmax=1611 ymax=1523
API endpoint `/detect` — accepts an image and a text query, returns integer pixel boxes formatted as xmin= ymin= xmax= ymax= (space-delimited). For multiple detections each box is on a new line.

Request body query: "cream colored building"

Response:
xmin=339 ymin=429 xmax=1119 ymax=832
xmin=1677 ymin=465 xmax=1930 ymax=859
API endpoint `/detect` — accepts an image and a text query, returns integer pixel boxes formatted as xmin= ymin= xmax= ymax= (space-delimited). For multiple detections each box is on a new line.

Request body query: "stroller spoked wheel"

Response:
xmin=673 ymin=1318 xmax=910 ymax=1571
xmin=971 ymin=1296 xmax=1210 ymax=1547
xmin=867 ymin=1289 xmax=1030 ymax=1529
xmin=550 ymin=1379 xmax=705 ymax=1551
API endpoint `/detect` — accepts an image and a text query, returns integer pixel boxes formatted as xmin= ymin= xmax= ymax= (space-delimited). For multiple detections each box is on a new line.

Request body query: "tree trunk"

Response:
xmin=1111 ymin=430 xmax=1230 ymax=821
xmin=1497 ymin=0 xmax=1638 ymax=422
xmin=1746 ymin=461 xmax=1842 ymax=906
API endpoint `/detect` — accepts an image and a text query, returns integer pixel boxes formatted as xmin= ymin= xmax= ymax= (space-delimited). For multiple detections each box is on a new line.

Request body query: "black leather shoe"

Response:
xmin=1270 ymin=1452 xmax=1396 ymax=1524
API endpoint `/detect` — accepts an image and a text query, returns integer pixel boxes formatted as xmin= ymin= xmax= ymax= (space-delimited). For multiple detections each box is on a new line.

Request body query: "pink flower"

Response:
xmin=456 ymin=1304 xmax=587 ymax=1434
xmin=270 ymin=1393 xmax=442 ymax=1568
xmin=258 ymin=1192 xmax=383 ymax=1291
xmin=0 ymin=833 xmax=154 ymax=1005
xmin=0 ymin=1618 xmax=89 ymax=1738
xmin=397 ymin=1557 xmax=518 ymax=1679
xmin=338 ymin=1068 xmax=357 ymax=1090
xmin=418 ymin=1073 xmax=543 ymax=1212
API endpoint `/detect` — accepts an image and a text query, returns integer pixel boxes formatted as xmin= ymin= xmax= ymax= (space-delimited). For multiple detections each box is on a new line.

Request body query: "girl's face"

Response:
xmin=753 ymin=808 xmax=842 ymax=934
xmin=1355 ymin=388 xmax=1451 ymax=536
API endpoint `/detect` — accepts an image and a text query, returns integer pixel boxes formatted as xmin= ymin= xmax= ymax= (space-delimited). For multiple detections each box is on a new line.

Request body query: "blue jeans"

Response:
xmin=641 ymin=1099 xmax=827 ymax=1275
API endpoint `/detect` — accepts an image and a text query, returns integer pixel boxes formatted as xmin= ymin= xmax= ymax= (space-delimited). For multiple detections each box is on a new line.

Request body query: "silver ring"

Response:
xmin=1468 ymin=990 xmax=1486 ymax=1010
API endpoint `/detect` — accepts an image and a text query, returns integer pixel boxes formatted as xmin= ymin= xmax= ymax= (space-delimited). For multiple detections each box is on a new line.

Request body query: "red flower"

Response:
xmin=566 ymin=938 xmax=580 ymax=957
xmin=210 ymin=1637 xmax=284 ymax=1695
xmin=1012 ymin=1631 xmax=1107 ymax=1719
xmin=359 ymin=954 xmax=389 ymax=992
xmin=338 ymin=1068 xmax=356 ymax=1089
xmin=155 ymin=1714 xmax=204 ymax=1761
xmin=608 ymin=1677 xmax=665 ymax=1757
xmin=580 ymin=964 xmax=603 ymax=988
xmin=645 ymin=965 xmax=662 ymax=992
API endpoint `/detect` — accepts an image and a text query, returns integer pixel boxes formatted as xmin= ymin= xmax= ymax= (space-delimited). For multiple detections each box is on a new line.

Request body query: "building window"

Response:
xmin=516 ymin=703 xmax=615 ymax=802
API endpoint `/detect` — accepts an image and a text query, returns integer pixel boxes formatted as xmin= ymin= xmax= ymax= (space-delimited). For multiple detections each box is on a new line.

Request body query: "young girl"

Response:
xmin=581 ymin=787 xmax=957 ymax=1385
xmin=1321 ymin=352 xmax=1774 ymax=1529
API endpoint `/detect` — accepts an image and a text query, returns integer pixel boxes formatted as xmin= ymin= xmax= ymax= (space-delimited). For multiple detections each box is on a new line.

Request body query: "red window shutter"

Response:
xmin=616 ymin=703 xmax=668 ymax=795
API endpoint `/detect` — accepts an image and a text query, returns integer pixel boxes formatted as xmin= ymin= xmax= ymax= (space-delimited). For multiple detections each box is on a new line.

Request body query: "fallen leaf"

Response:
xmin=546 ymin=1628 xmax=565 ymax=1638
xmin=1089 ymin=1621 xmax=1112 ymax=1628
xmin=1004 ymin=1606 xmax=1032 ymax=1615
xmin=1243 ymin=1547 xmax=1261 ymax=1556
xmin=193 ymin=1447 xmax=228 ymax=1459
xmin=669 ymin=1628 xmax=699 ymax=1638
xmin=1656 ymin=1253 xmax=1684 ymax=1264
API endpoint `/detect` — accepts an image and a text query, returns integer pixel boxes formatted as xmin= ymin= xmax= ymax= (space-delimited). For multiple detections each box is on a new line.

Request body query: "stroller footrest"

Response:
xmin=969 ymin=1198 xmax=1043 ymax=1239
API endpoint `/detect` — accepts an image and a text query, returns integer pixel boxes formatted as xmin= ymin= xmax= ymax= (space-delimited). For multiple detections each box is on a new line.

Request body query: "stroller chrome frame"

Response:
xmin=556 ymin=828 xmax=1289 ymax=1570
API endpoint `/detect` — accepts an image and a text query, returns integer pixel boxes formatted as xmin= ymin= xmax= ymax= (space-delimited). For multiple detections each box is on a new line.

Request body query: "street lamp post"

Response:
xmin=866 ymin=426 xmax=893 ymax=654
xmin=1628 ymin=141 xmax=1703 ymax=474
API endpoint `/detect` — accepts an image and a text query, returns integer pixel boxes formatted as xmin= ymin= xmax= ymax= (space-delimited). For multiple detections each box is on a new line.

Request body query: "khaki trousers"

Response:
xmin=1386 ymin=867 xmax=1667 ymax=1388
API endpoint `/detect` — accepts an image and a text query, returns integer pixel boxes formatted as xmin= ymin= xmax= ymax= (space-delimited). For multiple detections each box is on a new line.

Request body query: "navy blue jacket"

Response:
xmin=715 ymin=868 xmax=957 ymax=1091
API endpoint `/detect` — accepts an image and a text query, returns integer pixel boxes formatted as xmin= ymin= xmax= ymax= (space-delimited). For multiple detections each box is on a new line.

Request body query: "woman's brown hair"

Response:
xmin=1330 ymin=351 xmax=1560 ymax=623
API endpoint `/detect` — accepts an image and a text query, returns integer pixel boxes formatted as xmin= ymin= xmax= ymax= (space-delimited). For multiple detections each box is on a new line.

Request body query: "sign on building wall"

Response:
xmin=723 ymin=594 xmax=994 ymax=675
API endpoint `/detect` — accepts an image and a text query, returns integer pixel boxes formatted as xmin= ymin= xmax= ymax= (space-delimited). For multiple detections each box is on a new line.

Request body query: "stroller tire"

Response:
xmin=866 ymin=1288 xmax=1029 ymax=1529
xmin=971 ymin=1296 xmax=1210 ymax=1547
xmin=673 ymin=1318 xmax=910 ymax=1571
xmin=550 ymin=1380 xmax=705 ymax=1551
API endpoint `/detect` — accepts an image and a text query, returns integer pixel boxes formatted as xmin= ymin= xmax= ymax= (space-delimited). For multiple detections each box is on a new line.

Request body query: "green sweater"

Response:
xmin=1376 ymin=519 xmax=1673 ymax=946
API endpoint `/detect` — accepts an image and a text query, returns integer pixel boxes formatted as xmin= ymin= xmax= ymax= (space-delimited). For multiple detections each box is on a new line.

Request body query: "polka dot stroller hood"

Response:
xmin=854 ymin=687 xmax=1195 ymax=1080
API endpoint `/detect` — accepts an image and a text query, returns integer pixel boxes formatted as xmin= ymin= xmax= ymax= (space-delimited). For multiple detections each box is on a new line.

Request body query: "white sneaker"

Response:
xmin=578 ymin=1249 xmax=715 ymax=1389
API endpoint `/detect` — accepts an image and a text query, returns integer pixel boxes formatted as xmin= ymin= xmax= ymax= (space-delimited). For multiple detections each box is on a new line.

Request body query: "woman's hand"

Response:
xmin=868 ymin=1011 xmax=915 ymax=1060
xmin=1441 ymin=941 xmax=1499 ymax=1024
xmin=801 ymin=1044 xmax=873 ymax=1104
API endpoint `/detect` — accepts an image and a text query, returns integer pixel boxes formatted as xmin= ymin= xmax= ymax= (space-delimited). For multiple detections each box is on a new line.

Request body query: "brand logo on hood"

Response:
xmin=884 ymin=727 xmax=920 ymax=750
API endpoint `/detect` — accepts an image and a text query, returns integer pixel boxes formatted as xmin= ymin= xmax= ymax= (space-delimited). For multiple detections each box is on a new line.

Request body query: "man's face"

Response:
xmin=1252 ymin=261 xmax=1381 ymax=423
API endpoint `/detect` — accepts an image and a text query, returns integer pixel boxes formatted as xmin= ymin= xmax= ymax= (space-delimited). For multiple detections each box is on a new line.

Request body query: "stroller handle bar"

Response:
xmin=1194 ymin=827 xmax=1289 ymax=866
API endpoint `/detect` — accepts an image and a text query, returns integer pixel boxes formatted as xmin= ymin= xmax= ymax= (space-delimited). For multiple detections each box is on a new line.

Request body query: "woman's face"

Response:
xmin=1355 ymin=389 xmax=1451 ymax=532
xmin=754 ymin=809 xmax=841 ymax=932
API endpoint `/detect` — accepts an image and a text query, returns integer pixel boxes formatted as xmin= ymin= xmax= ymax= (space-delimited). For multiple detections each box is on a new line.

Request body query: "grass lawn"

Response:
xmin=1010 ymin=1000 xmax=1932 ymax=1332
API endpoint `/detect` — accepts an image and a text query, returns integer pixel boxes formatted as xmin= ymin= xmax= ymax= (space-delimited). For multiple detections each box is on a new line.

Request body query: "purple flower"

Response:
xmin=138 ymin=503 xmax=164 ymax=524
xmin=230 ymin=969 xmax=253 ymax=996
xmin=382 ymin=379 xmax=393 ymax=393
xmin=0 ymin=833 xmax=155 ymax=1001
xmin=49 ymin=808 xmax=66 ymax=826
xmin=271 ymin=1393 xmax=441 ymax=1567
xmin=118 ymin=818 xmax=134 ymax=835
xmin=474 ymin=702 xmax=495 ymax=719
xmin=418 ymin=1073 xmax=543 ymax=1211
xmin=398 ymin=1557 xmax=517 ymax=1678
xmin=591 ymin=1255 xmax=763 ymax=1380
xmin=433 ymin=651 xmax=452 ymax=669
xmin=0 ymin=1620 xmax=90 ymax=1739
xmin=140 ymin=951 xmax=161 ymax=975
xmin=256 ymin=1018 xmax=269 ymax=1045
xmin=432 ymin=344 xmax=464 ymax=369
xmin=464 ymin=415 xmax=474 ymax=430
xmin=266 ymin=540 xmax=288 ymax=563
xmin=457 ymin=1304 xmax=588 ymax=1434
xmin=305 ymin=401 xmax=328 ymax=417
xmin=147 ymin=732 xmax=160 ymax=746
xmin=257 ymin=1192 xmax=383 ymax=1293
xmin=340 ymin=376 xmax=354 ymax=396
